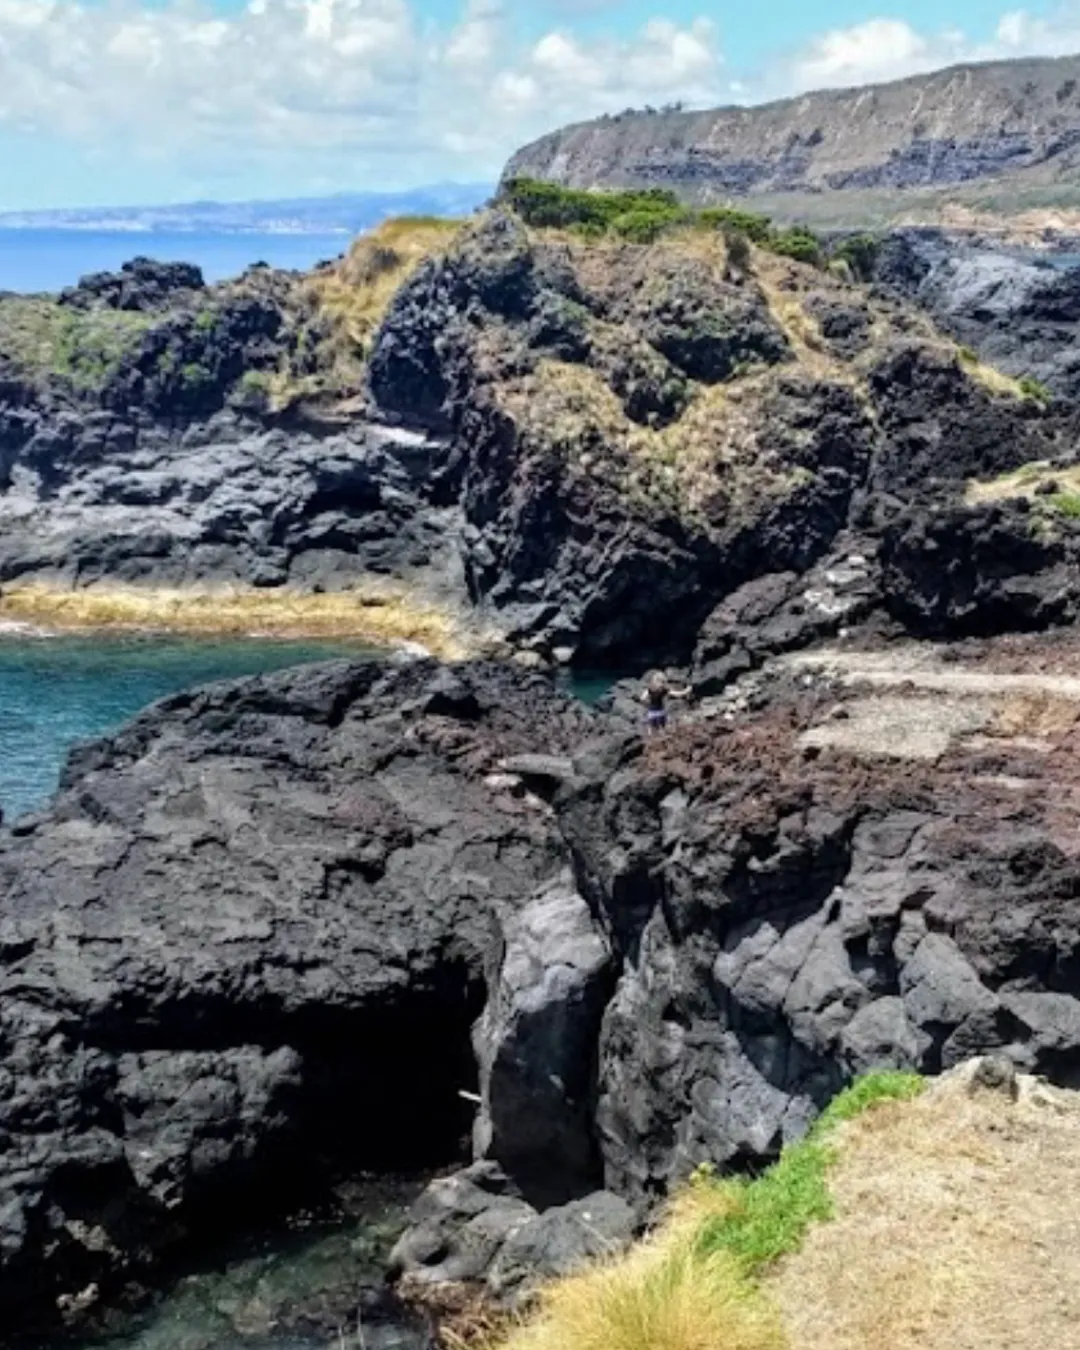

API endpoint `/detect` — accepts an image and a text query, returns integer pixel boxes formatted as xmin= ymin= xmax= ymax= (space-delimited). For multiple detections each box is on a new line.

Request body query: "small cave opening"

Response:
xmin=126 ymin=969 xmax=485 ymax=1330
xmin=293 ymin=969 xmax=487 ymax=1176
xmin=5 ymin=966 xmax=488 ymax=1344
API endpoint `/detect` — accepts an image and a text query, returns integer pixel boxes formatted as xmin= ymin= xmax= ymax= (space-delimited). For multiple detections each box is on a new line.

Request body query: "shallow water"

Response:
xmin=0 ymin=632 xmax=373 ymax=819
xmin=53 ymin=1177 xmax=426 ymax=1350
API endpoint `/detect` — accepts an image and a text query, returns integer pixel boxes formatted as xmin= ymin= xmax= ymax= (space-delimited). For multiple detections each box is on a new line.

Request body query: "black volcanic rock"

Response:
xmin=3 ymin=216 xmax=1080 ymax=667
xmin=59 ymin=257 xmax=206 ymax=312
xmin=5 ymin=646 xmax=1080 ymax=1329
xmin=873 ymin=229 xmax=1080 ymax=403
xmin=882 ymin=501 xmax=1080 ymax=636
xmin=365 ymin=220 xmax=1066 ymax=665
xmin=0 ymin=657 xmax=600 ymax=1326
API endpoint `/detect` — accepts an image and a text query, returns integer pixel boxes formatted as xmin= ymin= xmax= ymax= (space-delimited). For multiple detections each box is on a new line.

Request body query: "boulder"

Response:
xmin=473 ymin=876 xmax=613 ymax=1205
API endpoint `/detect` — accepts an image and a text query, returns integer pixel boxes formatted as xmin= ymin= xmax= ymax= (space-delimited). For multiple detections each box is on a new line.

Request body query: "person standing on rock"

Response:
xmin=641 ymin=671 xmax=692 ymax=735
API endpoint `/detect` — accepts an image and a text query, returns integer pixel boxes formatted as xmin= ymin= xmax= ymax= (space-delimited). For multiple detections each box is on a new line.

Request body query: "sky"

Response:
xmin=2 ymin=0 xmax=1080 ymax=210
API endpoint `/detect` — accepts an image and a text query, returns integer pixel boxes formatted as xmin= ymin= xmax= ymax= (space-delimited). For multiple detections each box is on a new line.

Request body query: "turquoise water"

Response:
xmin=0 ymin=633 xmax=370 ymax=821
xmin=0 ymin=230 xmax=349 ymax=292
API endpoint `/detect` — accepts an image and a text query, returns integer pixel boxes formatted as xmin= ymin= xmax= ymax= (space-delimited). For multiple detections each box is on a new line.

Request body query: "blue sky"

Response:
xmin=0 ymin=0 xmax=1078 ymax=211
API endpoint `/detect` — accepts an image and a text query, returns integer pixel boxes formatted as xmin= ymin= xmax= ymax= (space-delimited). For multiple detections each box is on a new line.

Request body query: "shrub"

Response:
xmin=1019 ymin=374 xmax=1051 ymax=403
xmin=831 ymin=233 xmax=880 ymax=282
xmin=958 ymin=344 xmax=979 ymax=365
xmin=698 ymin=207 xmax=772 ymax=243
xmin=503 ymin=177 xmax=682 ymax=233
xmin=767 ymin=226 xmax=823 ymax=265
xmin=612 ymin=207 xmax=687 ymax=243
xmin=502 ymin=177 xmax=825 ymax=267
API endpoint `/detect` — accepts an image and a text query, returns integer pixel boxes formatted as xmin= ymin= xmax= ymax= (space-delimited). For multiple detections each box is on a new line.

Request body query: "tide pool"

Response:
xmin=0 ymin=633 xmax=372 ymax=820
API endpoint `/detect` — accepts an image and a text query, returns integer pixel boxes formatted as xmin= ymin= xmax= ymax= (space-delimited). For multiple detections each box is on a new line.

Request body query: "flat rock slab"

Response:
xmin=800 ymin=695 xmax=993 ymax=761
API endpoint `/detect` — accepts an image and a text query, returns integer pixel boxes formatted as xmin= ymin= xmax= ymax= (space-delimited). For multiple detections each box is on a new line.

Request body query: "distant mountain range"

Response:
xmin=0 ymin=183 xmax=495 ymax=235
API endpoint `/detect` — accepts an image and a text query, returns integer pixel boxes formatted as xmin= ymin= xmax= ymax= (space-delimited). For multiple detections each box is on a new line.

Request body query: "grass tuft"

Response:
xmin=489 ymin=1072 xmax=925 ymax=1350
xmin=1018 ymin=374 xmax=1051 ymax=404
xmin=695 ymin=1140 xmax=835 ymax=1271
xmin=0 ymin=295 xmax=152 ymax=387
xmin=967 ymin=462 xmax=1080 ymax=520
xmin=501 ymin=1237 xmax=784 ymax=1350
xmin=812 ymin=1071 xmax=926 ymax=1134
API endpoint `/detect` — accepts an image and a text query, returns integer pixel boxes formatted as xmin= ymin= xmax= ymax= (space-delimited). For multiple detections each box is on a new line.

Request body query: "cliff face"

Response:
xmin=503 ymin=54 xmax=1080 ymax=224
xmin=4 ymin=218 xmax=1080 ymax=668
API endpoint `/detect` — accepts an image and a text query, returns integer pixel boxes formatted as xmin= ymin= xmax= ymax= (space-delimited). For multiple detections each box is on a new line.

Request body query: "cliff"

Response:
xmin=5 ymin=199 xmax=1080 ymax=1340
xmin=4 ymin=210 xmax=1080 ymax=670
xmin=503 ymin=54 xmax=1080 ymax=228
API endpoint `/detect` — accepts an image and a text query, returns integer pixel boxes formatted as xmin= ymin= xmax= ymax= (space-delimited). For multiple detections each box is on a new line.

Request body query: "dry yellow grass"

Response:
xmin=305 ymin=215 xmax=464 ymax=373
xmin=991 ymin=690 xmax=1080 ymax=739
xmin=962 ymin=355 xmax=1030 ymax=401
xmin=504 ymin=355 xmax=825 ymax=523
xmin=0 ymin=582 xmax=472 ymax=657
xmin=499 ymin=1236 xmax=784 ymax=1350
xmin=768 ymin=1065 xmax=1080 ymax=1350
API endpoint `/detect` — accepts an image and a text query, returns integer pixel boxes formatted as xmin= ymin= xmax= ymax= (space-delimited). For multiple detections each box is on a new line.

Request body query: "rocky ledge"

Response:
xmin=3 ymin=639 xmax=1080 ymax=1332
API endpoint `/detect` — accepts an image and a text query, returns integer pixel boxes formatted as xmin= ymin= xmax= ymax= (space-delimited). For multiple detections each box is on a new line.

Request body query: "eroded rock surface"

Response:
xmin=5 ymin=638 xmax=1080 ymax=1328
xmin=4 ymin=222 xmax=1080 ymax=671
xmin=0 ymin=658 xmax=597 ymax=1326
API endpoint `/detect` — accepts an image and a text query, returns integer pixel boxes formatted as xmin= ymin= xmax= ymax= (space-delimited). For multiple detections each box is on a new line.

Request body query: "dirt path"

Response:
xmin=786 ymin=645 xmax=1080 ymax=761
xmin=769 ymin=1064 xmax=1080 ymax=1350
xmin=789 ymin=646 xmax=1080 ymax=700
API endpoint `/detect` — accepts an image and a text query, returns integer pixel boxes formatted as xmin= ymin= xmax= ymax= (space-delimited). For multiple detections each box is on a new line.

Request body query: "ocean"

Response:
xmin=0 ymin=228 xmax=351 ymax=293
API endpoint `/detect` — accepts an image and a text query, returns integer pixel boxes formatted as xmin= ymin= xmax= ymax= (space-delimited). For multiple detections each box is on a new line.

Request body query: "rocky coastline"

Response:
xmin=5 ymin=197 xmax=1080 ymax=1344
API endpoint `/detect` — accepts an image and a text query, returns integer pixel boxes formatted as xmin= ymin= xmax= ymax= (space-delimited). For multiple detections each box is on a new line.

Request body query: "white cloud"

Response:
xmin=789 ymin=18 xmax=935 ymax=89
xmin=2 ymin=0 xmax=1080 ymax=202
xmin=0 ymin=0 xmax=728 ymax=196
xmin=775 ymin=5 xmax=1080 ymax=98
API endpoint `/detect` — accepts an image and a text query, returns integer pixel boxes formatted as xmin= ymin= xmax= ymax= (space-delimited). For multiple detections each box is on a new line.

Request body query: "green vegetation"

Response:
xmin=958 ymin=344 xmax=979 ymax=365
xmin=814 ymin=1069 xmax=925 ymax=1132
xmin=496 ymin=1072 xmax=925 ymax=1350
xmin=696 ymin=1071 xmax=925 ymax=1272
xmin=1018 ymin=374 xmax=1051 ymax=403
xmin=698 ymin=207 xmax=773 ymax=243
xmin=1049 ymin=491 xmax=1080 ymax=518
xmin=831 ymin=233 xmax=881 ymax=282
xmin=237 ymin=368 xmax=272 ymax=394
xmin=503 ymin=178 xmax=825 ymax=267
xmin=178 ymin=362 xmax=214 ymax=396
xmin=0 ymin=296 xmax=151 ymax=389
xmin=766 ymin=225 xmax=822 ymax=266
xmin=502 ymin=177 xmax=688 ymax=234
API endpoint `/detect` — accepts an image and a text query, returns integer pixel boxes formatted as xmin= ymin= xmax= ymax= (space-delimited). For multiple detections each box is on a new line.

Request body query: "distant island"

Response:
xmin=0 ymin=181 xmax=494 ymax=235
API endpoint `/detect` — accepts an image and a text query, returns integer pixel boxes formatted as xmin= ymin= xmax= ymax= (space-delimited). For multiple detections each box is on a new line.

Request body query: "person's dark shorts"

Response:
xmin=646 ymin=708 xmax=667 ymax=730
